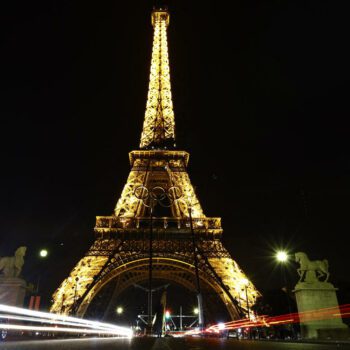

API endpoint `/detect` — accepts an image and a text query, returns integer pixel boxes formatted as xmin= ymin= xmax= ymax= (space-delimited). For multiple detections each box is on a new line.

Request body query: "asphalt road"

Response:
xmin=1 ymin=337 xmax=350 ymax=350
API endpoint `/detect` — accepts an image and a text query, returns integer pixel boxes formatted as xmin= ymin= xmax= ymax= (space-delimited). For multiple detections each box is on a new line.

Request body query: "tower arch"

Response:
xmin=77 ymin=257 xmax=240 ymax=319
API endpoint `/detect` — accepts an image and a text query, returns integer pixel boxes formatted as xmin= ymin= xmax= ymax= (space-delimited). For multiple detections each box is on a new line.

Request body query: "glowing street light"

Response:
xmin=193 ymin=307 xmax=199 ymax=315
xmin=276 ymin=251 xmax=288 ymax=263
xmin=39 ymin=249 xmax=48 ymax=258
xmin=165 ymin=310 xmax=170 ymax=319
xmin=274 ymin=249 xmax=295 ymax=338
xmin=34 ymin=249 xmax=49 ymax=300
xmin=116 ymin=307 xmax=123 ymax=315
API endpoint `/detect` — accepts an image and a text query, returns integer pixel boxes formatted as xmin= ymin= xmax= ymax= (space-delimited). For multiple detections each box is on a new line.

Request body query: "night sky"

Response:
xmin=1 ymin=0 xmax=349 ymax=311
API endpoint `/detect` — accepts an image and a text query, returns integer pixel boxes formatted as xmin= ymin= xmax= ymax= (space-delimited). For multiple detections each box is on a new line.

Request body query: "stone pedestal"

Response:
xmin=294 ymin=281 xmax=348 ymax=339
xmin=0 ymin=277 xmax=26 ymax=307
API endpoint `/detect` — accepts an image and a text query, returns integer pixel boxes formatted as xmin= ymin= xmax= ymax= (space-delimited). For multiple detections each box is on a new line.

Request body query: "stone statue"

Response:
xmin=293 ymin=252 xmax=348 ymax=339
xmin=0 ymin=246 xmax=27 ymax=278
xmin=295 ymin=251 xmax=329 ymax=283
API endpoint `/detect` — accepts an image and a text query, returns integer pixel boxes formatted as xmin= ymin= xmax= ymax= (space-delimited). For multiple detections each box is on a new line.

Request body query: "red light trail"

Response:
xmin=186 ymin=304 xmax=350 ymax=335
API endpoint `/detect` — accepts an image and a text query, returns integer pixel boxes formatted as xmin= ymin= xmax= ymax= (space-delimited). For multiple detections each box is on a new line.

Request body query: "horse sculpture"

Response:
xmin=0 ymin=246 xmax=27 ymax=278
xmin=295 ymin=251 xmax=329 ymax=283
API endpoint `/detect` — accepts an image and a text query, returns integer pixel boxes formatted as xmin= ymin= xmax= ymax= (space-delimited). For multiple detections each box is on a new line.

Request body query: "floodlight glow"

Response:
xmin=116 ymin=307 xmax=123 ymax=315
xmin=39 ymin=249 xmax=48 ymax=258
xmin=193 ymin=308 xmax=199 ymax=315
xmin=276 ymin=251 xmax=288 ymax=262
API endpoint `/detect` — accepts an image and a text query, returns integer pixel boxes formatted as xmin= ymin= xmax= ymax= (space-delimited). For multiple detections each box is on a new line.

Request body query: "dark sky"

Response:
xmin=1 ymin=0 xmax=349 ymax=309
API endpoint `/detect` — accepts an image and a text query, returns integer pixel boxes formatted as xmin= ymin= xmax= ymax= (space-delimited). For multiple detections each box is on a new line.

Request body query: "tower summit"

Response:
xmin=50 ymin=7 xmax=260 ymax=321
xmin=140 ymin=8 xmax=175 ymax=149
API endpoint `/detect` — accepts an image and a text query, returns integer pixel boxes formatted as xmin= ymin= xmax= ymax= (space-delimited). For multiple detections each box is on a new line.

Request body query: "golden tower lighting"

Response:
xmin=140 ymin=10 xmax=175 ymax=149
xmin=50 ymin=7 xmax=260 ymax=321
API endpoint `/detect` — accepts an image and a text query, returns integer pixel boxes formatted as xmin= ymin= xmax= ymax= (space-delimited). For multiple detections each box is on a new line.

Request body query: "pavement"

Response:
xmin=1 ymin=337 xmax=350 ymax=350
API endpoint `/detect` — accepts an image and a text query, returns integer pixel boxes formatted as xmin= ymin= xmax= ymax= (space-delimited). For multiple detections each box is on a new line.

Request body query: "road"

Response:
xmin=1 ymin=337 xmax=350 ymax=350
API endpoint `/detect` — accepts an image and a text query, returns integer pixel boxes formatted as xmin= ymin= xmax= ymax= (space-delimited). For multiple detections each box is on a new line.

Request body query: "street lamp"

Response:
xmin=275 ymin=250 xmax=289 ymax=292
xmin=35 ymin=249 xmax=49 ymax=293
xmin=116 ymin=306 xmax=123 ymax=315
xmin=29 ymin=249 xmax=49 ymax=311
xmin=275 ymin=249 xmax=295 ymax=339
xmin=276 ymin=250 xmax=288 ymax=263
xmin=275 ymin=250 xmax=290 ymax=296
xmin=193 ymin=307 xmax=199 ymax=315
xmin=39 ymin=249 xmax=48 ymax=258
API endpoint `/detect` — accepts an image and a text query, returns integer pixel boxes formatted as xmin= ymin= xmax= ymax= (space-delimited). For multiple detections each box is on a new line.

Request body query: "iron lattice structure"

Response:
xmin=50 ymin=8 xmax=260 ymax=319
xmin=140 ymin=10 xmax=175 ymax=149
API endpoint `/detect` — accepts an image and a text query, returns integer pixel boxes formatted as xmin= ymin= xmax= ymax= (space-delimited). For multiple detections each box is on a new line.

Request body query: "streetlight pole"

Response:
xmin=241 ymin=278 xmax=251 ymax=339
xmin=73 ymin=277 xmax=79 ymax=313
xmin=189 ymin=206 xmax=204 ymax=329
xmin=36 ymin=249 xmax=48 ymax=293
xmin=148 ymin=205 xmax=153 ymax=333
xmin=275 ymin=250 xmax=295 ymax=339
xmin=244 ymin=285 xmax=250 ymax=320
xmin=30 ymin=249 xmax=49 ymax=311
xmin=179 ymin=306 xmax=183 ymax=331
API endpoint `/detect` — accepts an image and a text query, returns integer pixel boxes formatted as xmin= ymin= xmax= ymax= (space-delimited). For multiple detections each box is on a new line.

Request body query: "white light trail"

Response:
xmin=0 ymin=314 xmax=124 ymax=332
xmin=0 ymin=324 xmax=130 ymax=336
xmin=0 ymin=304 xmax=127 ymax=331
xmin=0 ymin=304 xmax=132 ymax=338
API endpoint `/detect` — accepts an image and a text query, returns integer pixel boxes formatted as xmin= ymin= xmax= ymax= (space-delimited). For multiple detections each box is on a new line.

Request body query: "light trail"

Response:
xmin=0 ymin=324 xmax=130 ymax=336
xmin=0 ymin=304 xmax=130 ymax=332
xmin=185 ymin=304 xmax=350 ymax=336
xmin=0 ymin=304 xmax=133 ymax=338
xmin=0 ymin=314 xmax=126 ymax=332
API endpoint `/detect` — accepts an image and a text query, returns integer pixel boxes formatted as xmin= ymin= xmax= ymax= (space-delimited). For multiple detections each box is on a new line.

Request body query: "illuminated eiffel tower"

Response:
xmin=50 ymin=7 xmax=260 ymax=320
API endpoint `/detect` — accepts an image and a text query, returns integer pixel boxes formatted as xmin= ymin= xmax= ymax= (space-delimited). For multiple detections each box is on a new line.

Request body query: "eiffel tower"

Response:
xmin=50 ymin=7 xmax=260 ymax=320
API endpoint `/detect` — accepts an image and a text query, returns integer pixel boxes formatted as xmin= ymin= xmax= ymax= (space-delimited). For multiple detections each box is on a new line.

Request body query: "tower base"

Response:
xmin=0 ymin=277 xmax=26 ymax=307
xmin=294 ymin=281 xmax=348 ymax=339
